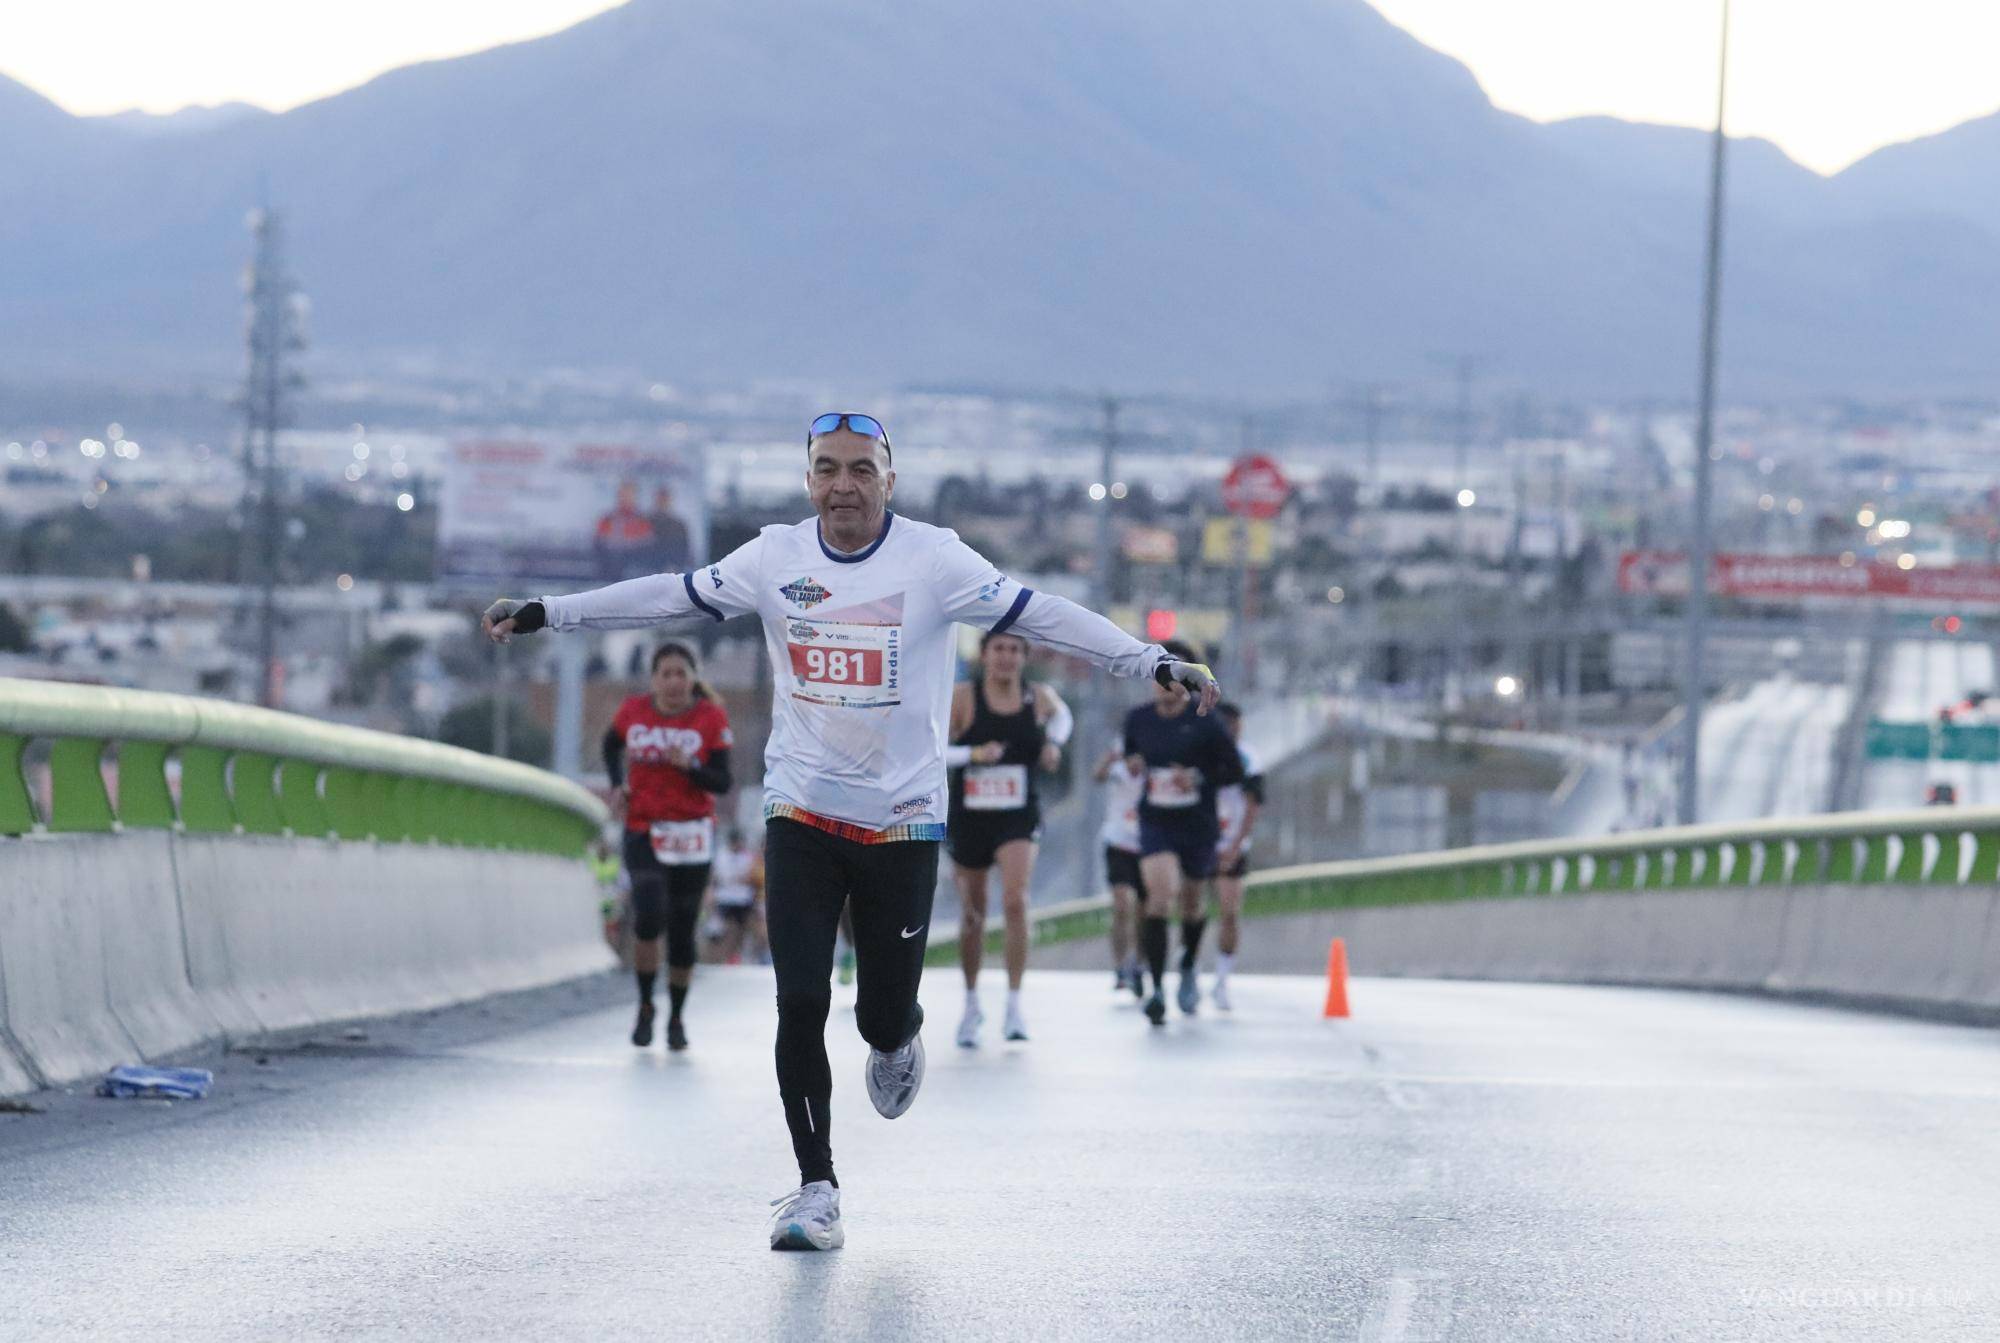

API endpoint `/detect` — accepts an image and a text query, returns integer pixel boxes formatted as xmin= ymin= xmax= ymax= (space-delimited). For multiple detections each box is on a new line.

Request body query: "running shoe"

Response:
xmin=1144 ymin=991 xmax=1167 ymax=1026
xmin=768 ymin=1180 xmax=844 ymax=1251
xmin=1212 ymin=978 xmax=1233 ymax=1013
xmin=956 ymin=1000 xmax=984 ymax=1049
xmin=1177 ymin=973 xmax=1201 ymax=1016
xmin=631 ymin=1001 xmax=655 ymax=1048
xmin=1003 ymin=1002 xmax=1029 ymax=1042
xmin=865 ymin=1030 xmax=926 ymax=1118
xmin=666 ymin=1017 xmax=688 ymax=1052
xmin=1113 ymin=966 xmax=1130 ymax=993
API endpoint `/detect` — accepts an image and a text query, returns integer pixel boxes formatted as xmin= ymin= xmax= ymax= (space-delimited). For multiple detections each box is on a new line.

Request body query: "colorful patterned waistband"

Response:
xmin=763 ymin=802 xmax=945 ymax=845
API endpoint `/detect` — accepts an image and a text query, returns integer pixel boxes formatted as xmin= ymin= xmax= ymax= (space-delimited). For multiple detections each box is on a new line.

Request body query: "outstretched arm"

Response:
xmin=484 ymin=534 xmax=765 ymax=641
xmin=934 ymin=531 xmax=1222 ymax=711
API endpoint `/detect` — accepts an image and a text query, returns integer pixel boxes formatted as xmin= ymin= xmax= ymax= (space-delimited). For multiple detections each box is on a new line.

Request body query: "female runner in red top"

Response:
xmin=604 ymin=642 xmax=734 ymax=1051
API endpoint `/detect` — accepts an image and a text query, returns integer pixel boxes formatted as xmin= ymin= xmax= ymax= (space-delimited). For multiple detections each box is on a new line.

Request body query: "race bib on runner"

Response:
xmin=650 ymin=817 xmax=714 ymax=866
xmin=785 ymin=617 xmax=901 ymax=708
xmin=1146 ymin=767 xmax=1201 ymax=809
xmin=963 ymin=764 xmax=1029 ymax=812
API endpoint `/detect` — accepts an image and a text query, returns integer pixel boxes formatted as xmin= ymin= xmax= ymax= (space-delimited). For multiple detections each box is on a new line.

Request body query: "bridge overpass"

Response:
xmin=4 ymin=680 xmax=1998 ymax=1339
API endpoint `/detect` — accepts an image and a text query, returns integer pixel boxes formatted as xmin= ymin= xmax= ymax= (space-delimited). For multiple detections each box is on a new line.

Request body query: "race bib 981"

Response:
xmin=785 ymin=616 xmax=901 ymax=708
xmin=788 ymin=644 xmax=882 ymax=687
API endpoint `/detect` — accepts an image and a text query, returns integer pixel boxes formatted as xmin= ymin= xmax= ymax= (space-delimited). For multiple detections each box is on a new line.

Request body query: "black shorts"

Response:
xmin=1104 ymin=844 xmax=1142 ymax=891
xmin=1138 ymin=821 xmax=1219 ymax=881
xmin=1218 ymin=850 xmax=1251 ymax=880
xmin=947 ymin=808 xmax=1041 ymax=870
xmin=622 ymin=829 xmax=709 ymax=967
xmin=713 ymin=902 xmax=755 ymax=927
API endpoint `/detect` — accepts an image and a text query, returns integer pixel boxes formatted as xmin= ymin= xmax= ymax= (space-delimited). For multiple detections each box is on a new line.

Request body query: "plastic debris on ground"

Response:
xmin=96 ymin=1066 xmax=215 ymax=1100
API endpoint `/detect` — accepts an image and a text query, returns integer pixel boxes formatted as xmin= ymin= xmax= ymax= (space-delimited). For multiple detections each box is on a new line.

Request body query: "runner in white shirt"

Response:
xmin=483 ymin=412 xmax=1220 ymax=1252
xmin=1093 ymin=746 xmax=1146 ymax=997
xmin=704 ymin=827 xmax=765 ymax=966
xmin=1208 ymin=704 xmax=1266 ymax=1012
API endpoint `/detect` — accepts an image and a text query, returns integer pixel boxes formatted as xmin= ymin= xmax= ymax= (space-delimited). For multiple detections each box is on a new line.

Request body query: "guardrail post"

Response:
xmin=0 ymin=732 xmax=36 ymax=834
xmin=1891 ymin=831 xmax=1928 ymax=884
xmin=115 ymin=740 xmax=178 ymax=829
xmin=1969 ymin=830 xmax=2000 ymax=884
xmin=1858 ymin=833 xmax=1892 ymax=884
xmin=231 ymin=751 xmax=287 ymax=836
xmin=1754 ymin=838 xmax=1791 ymax=886
xmin=47 ymin=737 xmax=115 ymax=833
xmin=1928 ymin=830 xmax=1966 ymax=885
xmin=176 ymin=745 xmax=236 ymax=832
xmin=320 ymin=766 xmax=369 ymax=839
xmin=277 ymin=759 xmax=331 ymax=838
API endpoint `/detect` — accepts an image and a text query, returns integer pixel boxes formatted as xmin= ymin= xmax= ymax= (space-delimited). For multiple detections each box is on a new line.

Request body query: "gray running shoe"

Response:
xmin=769 ymin=1181 xmax=844 ymax=1251
xmin=865 ymin=1030 xmax=926 ymax=1118
xmin=1177 ymin=973 xmax=1201 ymax=1016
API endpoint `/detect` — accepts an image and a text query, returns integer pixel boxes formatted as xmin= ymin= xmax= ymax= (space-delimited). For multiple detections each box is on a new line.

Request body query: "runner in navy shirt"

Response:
xmin=1122 ymin=641 xmax=1243 ymax=1025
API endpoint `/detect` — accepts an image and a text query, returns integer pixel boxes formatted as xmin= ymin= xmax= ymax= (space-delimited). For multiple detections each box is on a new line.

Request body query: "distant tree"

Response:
xmin=436 ymin=696 xmax=551 ymax=766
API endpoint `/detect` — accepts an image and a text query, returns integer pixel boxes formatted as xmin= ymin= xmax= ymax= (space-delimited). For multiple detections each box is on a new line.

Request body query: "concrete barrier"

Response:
xmin=0 ymin=832 xmax=609 ymax=1093
xmin=171 ymin=835 xmax=608 ymax=1040
xmin=0 ymin=838 xmax=144 ymax=1085
xmin=1022 ymin=881 xmax=2000 ymax=1022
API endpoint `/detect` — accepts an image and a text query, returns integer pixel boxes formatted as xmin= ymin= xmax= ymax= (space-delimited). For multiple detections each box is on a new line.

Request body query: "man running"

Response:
xmin=1123 ymin=640 xmax=1243 ymax=1025
xmin=1093 ymin=743 xmax=1146 ymax=997
xmin=484 ymin=412 xmax=1218 ymax=1251
xmin=603 ymin=642 xmax=733 ymax=1052
xmin=1208 ymin=703 xmax=1265 ymax=1012
xmin=947 ymin=629 xmax=1073 ymax=1046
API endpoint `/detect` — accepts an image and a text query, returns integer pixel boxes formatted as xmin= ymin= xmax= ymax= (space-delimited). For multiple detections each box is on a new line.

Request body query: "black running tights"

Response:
xmin=764 ymin=817 xmax=939 ymax=1187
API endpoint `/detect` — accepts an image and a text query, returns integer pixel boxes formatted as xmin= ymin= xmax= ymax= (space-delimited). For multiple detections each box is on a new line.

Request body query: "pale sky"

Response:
xmin=4 ymin=1 xmax=1999 ymax=174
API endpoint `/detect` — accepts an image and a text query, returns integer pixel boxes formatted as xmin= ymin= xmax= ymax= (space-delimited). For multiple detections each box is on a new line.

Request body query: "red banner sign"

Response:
xmin=1619 ymin=551 xmax=2000 ymax=607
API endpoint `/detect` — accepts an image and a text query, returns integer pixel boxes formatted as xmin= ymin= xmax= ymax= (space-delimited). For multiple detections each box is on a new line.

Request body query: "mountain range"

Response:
xmin=3 ymin=0 xmax=1997 ymax=398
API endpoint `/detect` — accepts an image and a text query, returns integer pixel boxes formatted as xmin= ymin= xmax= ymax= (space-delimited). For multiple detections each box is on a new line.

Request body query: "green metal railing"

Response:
xmin=0 ymin=678 xmax=607 ymax=855
xmin=926 ymin=804 xmax=2000 ymax=963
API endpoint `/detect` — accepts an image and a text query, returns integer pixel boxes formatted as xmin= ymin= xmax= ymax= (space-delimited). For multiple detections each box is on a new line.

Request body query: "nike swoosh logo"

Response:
xmin=900 ymin=926 xmax=924 ymax=939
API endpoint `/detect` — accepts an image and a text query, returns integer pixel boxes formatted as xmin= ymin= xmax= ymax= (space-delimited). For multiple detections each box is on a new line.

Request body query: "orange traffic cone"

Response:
xmin=1322 ymin=937 xmax=1351 ymax=1019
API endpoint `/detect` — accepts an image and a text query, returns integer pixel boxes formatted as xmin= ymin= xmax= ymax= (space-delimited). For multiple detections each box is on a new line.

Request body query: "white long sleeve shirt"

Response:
xmin=541 ymin=511 xmax=1167 ymax=839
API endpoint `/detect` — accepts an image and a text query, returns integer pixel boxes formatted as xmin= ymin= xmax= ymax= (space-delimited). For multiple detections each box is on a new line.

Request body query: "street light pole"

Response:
xmin=1679 ymin=0 xmax=1731 ymax=826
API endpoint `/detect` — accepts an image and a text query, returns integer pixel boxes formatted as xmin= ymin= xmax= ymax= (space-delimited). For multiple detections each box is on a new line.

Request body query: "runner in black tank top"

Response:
xmin=947 ymin=630 xmax=1072 ymax=1046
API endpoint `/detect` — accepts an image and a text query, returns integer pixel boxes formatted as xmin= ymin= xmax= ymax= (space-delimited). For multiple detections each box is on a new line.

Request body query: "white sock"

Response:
xmin=965 ymin=987 xmax=980 ymax=1012
xmin=1216 ymin=952 xmax=1235 ymax=981
xmin=1006 ymin=987 xmax=1022 ymax=1015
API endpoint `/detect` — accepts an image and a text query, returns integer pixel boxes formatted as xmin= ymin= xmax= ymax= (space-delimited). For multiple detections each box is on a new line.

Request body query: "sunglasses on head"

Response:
xmin=807 ymin=413 xmax=891 ymax=450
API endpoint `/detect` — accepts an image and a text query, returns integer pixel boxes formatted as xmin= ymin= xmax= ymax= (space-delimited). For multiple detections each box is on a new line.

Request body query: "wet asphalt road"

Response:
xmin=3 ymin=967 xmax=1998 ymax=1340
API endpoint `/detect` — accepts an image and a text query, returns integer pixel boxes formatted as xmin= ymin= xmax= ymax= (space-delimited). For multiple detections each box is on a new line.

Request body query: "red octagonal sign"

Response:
xmin=1222 ymin=454 xmax=1290 ymax=520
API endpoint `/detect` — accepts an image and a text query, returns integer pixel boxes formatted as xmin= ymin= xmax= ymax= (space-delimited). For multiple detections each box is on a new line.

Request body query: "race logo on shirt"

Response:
xmin=788 ymin=621 xmax=819 ymax=642
xmin=780 ymin=577 xmax=833 ymax=609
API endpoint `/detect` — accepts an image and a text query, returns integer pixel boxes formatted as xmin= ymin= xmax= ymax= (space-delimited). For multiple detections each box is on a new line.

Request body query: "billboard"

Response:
xmin=439 ymin=440 xmax=707 ymax=588
xmin=1618 ymin=550 xmax=2000 ymax=608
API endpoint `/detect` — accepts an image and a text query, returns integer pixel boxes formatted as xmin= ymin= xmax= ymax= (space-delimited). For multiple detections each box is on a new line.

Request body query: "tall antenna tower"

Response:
xmin=238 ymin=206 xmax=308 ymax=707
